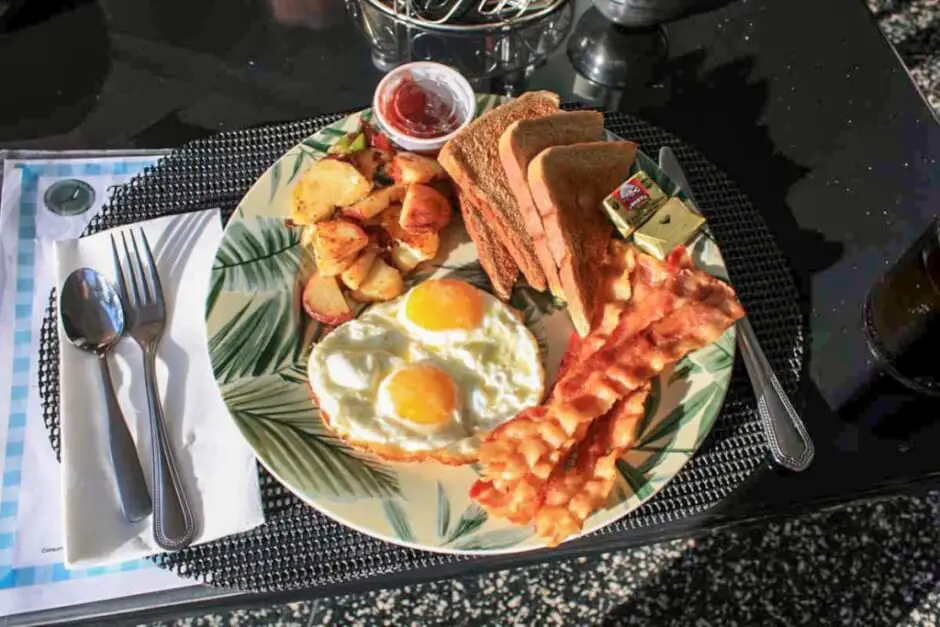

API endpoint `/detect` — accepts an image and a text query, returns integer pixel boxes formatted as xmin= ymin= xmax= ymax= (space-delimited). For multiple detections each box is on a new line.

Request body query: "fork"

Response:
xmin=111 ymin=228 xmax=196 ymax=551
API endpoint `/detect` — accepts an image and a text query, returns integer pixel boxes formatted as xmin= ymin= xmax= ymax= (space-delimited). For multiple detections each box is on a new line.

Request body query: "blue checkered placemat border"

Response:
xmin=1 ymin=159 xmax=158 ymax=589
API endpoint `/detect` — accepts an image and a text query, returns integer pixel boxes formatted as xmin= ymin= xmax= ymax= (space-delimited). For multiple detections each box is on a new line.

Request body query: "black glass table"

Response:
xmin=1 ymin=0 xmax=938 ymax=624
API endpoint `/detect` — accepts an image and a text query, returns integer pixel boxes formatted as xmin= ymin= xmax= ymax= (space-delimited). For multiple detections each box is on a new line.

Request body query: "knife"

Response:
xmin=658 ymin=146 xmax=815 ymax=472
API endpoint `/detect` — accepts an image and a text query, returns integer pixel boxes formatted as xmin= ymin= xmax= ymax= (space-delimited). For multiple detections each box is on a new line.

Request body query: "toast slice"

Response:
xmin=498 ymin=111 xmax=606 ymax=298
xmin=439 ymin=91 xmax=561 ymax=291
xmin=458 ymin=191 xmax=518 ymax=301
xmin=527 ymin=141 xmax=639 ymax=336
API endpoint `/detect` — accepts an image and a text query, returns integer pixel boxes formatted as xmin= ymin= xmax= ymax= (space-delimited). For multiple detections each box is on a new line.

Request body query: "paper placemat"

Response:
xmin=0 ymin=154 xmax=192 ymax=617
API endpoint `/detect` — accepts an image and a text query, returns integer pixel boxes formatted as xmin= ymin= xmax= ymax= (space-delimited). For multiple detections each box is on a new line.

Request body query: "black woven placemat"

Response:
xmin=36 ymin=106 xmax=803 ymax=592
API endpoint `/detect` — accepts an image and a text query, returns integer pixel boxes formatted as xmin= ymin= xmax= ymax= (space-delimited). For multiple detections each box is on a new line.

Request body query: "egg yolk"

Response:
xmin=386 ymin=364 xmax=457 ymax=426
xmin=405 ymin=279 xmax=484 ymax=331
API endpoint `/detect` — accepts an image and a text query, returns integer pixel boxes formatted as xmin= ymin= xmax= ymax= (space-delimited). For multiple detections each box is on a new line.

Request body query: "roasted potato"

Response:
xmin=350 ymin=257 xmax=404 ymax=302
xmin=387 ymin=153 xmax=446 ymax=185
xmin=377 ymin=206 xmax=440 ymax=262
xmin=291 ymin=158 xmax=372 ymax=225
xmin=389 ymin=244 xmax=423 ymax=272
xmin=311 ymin=219 xmax=369 ymax=270
xmin=303 ymin=270 xmax=354 ymax=325
xmin=316 ymin=251 xmax=358 ymax=277
xmin=398 ymin=229 xmax=439 ymax=263
xmin=340 ymin=248 xmax=378 ymax=290
xmin=400 ymin=184 xmax=452 ymax=232
xmin=341 ymin=184 xmax=406 ymax=222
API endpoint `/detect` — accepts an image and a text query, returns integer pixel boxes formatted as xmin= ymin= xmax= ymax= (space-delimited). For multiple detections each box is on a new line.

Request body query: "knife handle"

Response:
xmin=736 ymin=317 xmax=814 ymax=471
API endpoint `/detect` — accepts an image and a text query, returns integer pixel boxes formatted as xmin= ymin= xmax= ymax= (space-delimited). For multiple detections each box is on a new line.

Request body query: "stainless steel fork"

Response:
xmin=111 ymin=228 xmax=196 ymax=551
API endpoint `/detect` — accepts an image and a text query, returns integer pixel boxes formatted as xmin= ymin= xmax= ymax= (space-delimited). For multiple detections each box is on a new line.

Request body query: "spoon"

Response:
xmin=61 ymin=268 xmax=153 ymax=523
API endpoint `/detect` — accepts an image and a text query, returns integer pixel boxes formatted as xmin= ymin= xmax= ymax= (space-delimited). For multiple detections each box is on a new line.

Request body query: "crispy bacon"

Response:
xmin=533 ymin=384 xmax=650 ymax=546
xmin=554 ymin=275 xmax=744 ymax=424
xmin=471 ymin=245 xmax=745 ymax=544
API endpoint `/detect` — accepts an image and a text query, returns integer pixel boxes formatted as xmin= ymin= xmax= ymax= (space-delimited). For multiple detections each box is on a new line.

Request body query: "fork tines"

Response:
xmin=110 ymin=228 xmax=165 ymax=313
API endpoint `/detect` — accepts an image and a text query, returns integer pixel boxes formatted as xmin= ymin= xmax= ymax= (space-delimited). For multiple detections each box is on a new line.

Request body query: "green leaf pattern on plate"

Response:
xmin=383 ymin=499 xmax=415 ymax=542
xmin=436 ymin=482 xmax=451 ymax=539
xmin=211 ymin=217 xmax=304 ymax=293
xmin=206 ymin=97 xmax=737 ymax=554
xmin=442 ymin=503 xmax=488 ymax=545
xmin=225 ymin=376 xmax=400 ymax=500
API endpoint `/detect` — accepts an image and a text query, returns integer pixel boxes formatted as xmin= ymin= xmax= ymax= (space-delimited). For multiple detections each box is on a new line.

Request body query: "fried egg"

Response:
xmin=308 ymin=279 xmax=545 ymax=464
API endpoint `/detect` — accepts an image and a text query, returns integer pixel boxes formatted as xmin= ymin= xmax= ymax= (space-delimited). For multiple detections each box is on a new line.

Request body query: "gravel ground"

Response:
xmin=151 ymin=2 xmax=940 ymax=625
xmin=870 ymin=0 xmax=940 ymax=110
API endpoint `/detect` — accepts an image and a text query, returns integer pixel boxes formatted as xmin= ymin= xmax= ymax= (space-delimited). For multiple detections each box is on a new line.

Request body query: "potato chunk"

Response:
xmin=350 ymin=258 xmax=404 ymax=302
xmin=400 ymin=184 xmax=452 ymax=232
xmin=387 ymin=153 xmax=446 ymax=185
xmin=302 ymin=270 xmax=353 ymax=325
xmin=291 ymin=158 xmax=372 ymax=225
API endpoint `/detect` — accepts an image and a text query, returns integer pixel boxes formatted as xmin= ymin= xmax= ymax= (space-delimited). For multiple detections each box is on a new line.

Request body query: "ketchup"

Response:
xmin=380 ymin=73 xmax=460 ymax=139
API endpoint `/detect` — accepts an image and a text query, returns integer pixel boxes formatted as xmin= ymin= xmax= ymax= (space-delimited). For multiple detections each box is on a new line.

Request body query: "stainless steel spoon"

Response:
xmin=60 ymin=268 xmax=153 ymax=522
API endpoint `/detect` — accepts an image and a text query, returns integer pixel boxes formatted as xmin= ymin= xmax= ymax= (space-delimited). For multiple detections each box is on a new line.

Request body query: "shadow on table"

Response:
xmin=600 ymin=494 xmax=940 ymax=625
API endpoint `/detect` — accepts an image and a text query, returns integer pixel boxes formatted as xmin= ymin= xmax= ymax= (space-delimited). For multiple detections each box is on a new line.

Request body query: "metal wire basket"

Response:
xmin=347 ymin=0 xmax=573 ymax=89
xmin=362 ymin=0 xmax=569 ymax=30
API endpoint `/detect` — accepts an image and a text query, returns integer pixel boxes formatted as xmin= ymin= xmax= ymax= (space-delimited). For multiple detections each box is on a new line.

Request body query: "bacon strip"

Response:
xmin=533 ymin=384 xmax=650 ymax=546
xmin=554 ymin=276 xmax=744 ymax=425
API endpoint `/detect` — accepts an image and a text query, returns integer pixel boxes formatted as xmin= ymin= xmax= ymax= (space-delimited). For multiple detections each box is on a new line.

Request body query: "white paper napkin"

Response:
xmin=54 ymin=211 xmax=265 ymax=568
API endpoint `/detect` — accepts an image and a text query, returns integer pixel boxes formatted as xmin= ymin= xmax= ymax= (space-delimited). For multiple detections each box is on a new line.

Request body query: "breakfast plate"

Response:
xmin=205 ymin=95 xmax=736 ymax=554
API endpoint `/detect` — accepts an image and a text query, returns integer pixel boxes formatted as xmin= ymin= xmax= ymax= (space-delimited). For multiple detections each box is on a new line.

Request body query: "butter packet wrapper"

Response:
xmin=601 ymin=171 xmax=667 ymax=238
xmin=633 ymin=196 xmax=706 ymax=260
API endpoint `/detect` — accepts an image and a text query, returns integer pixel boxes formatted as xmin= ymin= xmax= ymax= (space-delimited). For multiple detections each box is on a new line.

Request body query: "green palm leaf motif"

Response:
xmin=224 ymin=375 xmax=400 ymax=500
xmin=715 ymin=327 xmax=735 ymax=356
xmin=302 ymin=137 xmax=330 ymax=153
xmin=211 ymin=217 xmax=304 ymax=293
xmin=208 ymin=289 xmax=308 ymax=384
xmin=509 ymin=284 xmax=565 ymax=364
xmin=443 ymin=503 xmax=488 ymax=544
xmin=634 ymin=377 xmax=662 ymax=441
xmin=698 ymin=383 xmax=729 ymax=441
xmin=449 ymin=527 xmax=533 ymax=552
xmin=206 ymin=258 xmax=226 ymax=317
xmin=637 ymin=384 xmax=718 ymax=448
xmin=269 ymin=161 xmax=282 ymax=202
xmin=616 ymin=460 xmax=654 ymax=501
xmin=436 ymin=482 xmax=451 ymax=539
xmin=632 ymin=445 xmax=690 ymax=477
xmin=669 ymin=357 xmax=700 ymax=384
xmin=691 ymin=343 xmax=732 ymax=374
xmin=382 ymin=499 xmax=415 ymax=542
xmin=288 ymin=150 xmax=309 ymax=185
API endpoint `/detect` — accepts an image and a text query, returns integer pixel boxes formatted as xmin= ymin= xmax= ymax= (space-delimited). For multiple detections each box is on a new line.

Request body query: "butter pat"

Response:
xmin=602 ymin=171 xmax=667 ymax=238
xmin=633 ymin=196 xmax=706 ymax=260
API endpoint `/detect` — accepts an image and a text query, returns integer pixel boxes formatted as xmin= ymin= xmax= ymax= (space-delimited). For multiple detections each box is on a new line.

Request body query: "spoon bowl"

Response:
xmin=61 ymin=268 xmax=125 ymax=354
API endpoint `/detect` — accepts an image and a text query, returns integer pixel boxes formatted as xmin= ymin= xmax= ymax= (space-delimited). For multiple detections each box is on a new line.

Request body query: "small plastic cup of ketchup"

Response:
xmin=373 ymin=62 xmax=475 ymax=154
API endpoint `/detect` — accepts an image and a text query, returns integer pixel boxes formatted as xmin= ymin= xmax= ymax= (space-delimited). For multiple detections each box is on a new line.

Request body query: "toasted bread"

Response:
xmin=498 ymin=111 xmax=606 ymax=298
xmin=439 ymin=92 xmax=561 ymax=291
xmin=527 ymin=141 xmax=639 ymax=336
xmin=458 ymin=191 xmax=518 ymax=301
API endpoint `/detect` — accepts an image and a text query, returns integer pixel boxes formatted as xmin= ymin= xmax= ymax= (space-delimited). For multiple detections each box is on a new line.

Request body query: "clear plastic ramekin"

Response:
xmin=372 ymin=62 xmax=475 ymax=154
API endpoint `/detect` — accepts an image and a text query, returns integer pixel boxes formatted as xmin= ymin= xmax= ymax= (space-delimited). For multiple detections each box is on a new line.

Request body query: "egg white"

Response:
xmin=307 ymin=284 xmax=544 ymax=458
